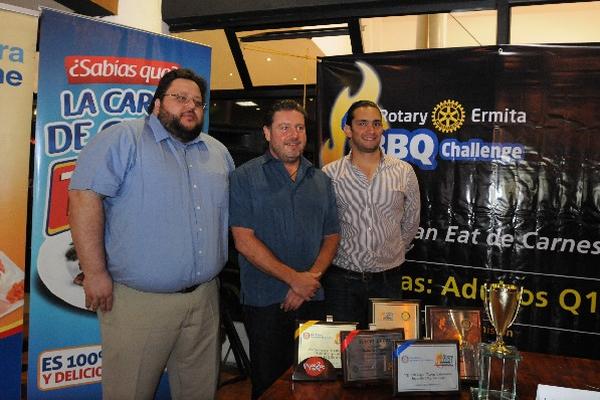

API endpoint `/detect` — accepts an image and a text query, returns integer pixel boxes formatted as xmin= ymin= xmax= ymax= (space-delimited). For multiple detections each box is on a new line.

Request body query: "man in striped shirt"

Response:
xmin=322 ymin=100 xmax=421 ymax=329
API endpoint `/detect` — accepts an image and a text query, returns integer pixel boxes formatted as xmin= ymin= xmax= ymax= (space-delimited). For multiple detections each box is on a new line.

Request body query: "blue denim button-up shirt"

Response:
xmin=229 ymin=152 xmax=340 ymax=306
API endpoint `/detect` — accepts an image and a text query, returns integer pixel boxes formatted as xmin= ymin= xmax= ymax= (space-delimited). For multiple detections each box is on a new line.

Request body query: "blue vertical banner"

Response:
xmin=28 ymin=10 xmax=211 ymax=399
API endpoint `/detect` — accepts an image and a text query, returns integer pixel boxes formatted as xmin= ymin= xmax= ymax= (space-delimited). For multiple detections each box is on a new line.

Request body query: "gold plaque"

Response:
xmin=369 ymin=299 xmax=420 ymax=339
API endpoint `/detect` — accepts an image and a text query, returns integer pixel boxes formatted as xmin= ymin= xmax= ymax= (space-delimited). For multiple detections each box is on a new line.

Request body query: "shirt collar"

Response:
xmin=147 ymin=114 xmax=206 ymax=146
xmin=344 ymin=150 xmax=388 ymax=178
xmin=345 ymin=150 xmax=386 ymax=166
xmin=260 ymin=150 xmax=313 ymax=171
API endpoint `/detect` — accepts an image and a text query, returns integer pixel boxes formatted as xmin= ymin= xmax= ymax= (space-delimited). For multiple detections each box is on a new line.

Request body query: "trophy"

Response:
xmin=484 ymin=283 xmax=523 ymax=355
xmin=472 ymin=282 xmax=524 ymax=400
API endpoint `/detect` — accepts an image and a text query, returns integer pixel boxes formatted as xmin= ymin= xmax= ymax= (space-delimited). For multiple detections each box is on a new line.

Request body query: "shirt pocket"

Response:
xmin=205 ymin=171 xmax=228 ymax=207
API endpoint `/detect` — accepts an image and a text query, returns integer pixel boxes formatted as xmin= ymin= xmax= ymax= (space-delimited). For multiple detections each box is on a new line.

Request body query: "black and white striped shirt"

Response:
xmin=322 ymin=153 xmax=420 ymax=273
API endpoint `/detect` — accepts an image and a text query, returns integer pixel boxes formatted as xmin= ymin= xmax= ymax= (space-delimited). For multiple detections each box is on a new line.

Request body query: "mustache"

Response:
xmin=157 ymin=108 xmax=202 ymax=142
xmin=180 ymin=111 xmax=197 ymax=119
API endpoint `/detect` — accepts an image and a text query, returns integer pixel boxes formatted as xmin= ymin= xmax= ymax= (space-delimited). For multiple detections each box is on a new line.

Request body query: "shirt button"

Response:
xmin=368 ymin=227 xmax=372 ymax=231
xmin=198 ymin=250 xmax=203 ymax=254
xmin=196 ymin=206 xmax=200 ymax=210
xmin=196 ymin=272 xmax=201 ymax=276
xmin=193 ymin=184 xmax=197 ymax=188
xmin=199 ymin=228 xmax=203 ymax=232
xmin=189 ymin=164 xmax=193 ymax=168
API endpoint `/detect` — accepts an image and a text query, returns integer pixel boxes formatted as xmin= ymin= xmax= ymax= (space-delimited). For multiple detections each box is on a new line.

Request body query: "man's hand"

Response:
xmin=281 ymin=289 xmax=305 ymax=312
xmin=290 ymin=271 xmax=321 ymax=301
xmin=83 ymin=270 xmax=113 ymax=312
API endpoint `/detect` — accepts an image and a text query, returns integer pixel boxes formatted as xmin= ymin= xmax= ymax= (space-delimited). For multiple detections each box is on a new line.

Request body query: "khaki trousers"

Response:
xmin=98 ymin=280 xmax=220 ymax=400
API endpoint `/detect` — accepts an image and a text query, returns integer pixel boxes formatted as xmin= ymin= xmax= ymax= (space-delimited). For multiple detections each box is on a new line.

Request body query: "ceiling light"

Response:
xmin=236 ymin=101 xmax=258 ymax=107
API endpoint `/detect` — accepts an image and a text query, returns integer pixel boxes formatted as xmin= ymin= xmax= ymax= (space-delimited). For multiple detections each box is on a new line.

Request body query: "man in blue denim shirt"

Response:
xmin=69 ymin=69 xmax=234 ymax=400
xmin=230 ymin=100 xmax=340 ymax=399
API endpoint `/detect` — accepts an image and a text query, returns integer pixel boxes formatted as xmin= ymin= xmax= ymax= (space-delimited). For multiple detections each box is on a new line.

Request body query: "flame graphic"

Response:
xmin=320 ymin=61 xmax=384 ymax=166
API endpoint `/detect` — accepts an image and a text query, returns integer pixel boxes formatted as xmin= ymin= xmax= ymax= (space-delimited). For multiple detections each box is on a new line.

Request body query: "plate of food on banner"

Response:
xmin=37 ymin=231 xmax=89 ymax=311
xmin=0 ymin=251 xmax=25 ymax=318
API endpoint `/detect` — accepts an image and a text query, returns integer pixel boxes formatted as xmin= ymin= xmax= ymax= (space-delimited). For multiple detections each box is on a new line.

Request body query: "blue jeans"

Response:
xmin=243 ymin=300 xmax=324 ymax=399
xmin=322 ymin=265 xmax=404 ymax=329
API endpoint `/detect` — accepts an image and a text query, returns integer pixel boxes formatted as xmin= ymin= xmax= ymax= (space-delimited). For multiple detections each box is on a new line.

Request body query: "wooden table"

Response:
xmin=261 ymin=352 xmax=600 ymax=399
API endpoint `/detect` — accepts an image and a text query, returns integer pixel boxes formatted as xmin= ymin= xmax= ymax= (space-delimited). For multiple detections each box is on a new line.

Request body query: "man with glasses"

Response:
xmin=321 ymin=100 xmax=421 ymax=329
xmin=229 ymin=99 xmax=340 ymax=399
xmin=69 ymin=68 xmax=233 ymax=400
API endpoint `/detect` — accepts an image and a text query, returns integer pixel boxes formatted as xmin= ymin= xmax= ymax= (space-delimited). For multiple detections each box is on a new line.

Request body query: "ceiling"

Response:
xmin=162 ymin=0 xmax=501 ymax=92
xmin=14 ymin=0 xmax=600 ymax=93
xmin=171 ymin=1 xmax=600 ymax=91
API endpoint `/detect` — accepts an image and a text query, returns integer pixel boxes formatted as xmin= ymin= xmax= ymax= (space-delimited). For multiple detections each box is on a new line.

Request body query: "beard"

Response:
xmin=270 ymin=139 xmax=305 ymax=163
xmin=157 ymin=108 xmax=203 ymax=143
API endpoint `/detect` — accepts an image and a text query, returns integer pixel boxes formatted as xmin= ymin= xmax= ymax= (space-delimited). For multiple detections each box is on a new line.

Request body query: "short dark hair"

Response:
xmin=148 ymin=68 xmax=207 ymax=114
xmin=263 ymin=99 xmax=308 ymax=127
xmin=345 ymin=100 xmax=382 ymax=126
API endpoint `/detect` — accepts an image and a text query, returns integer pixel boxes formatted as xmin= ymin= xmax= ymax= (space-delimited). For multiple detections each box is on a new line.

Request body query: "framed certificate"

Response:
xmin=392 ymin=340 xmax=460 ymax=396
xmin=370 ymin=299 xmax=420 ymax=339
xmin=293 ymin=320 xmax=358 ymax=381
xmin=425 ymin=306 xmax=482 ymax=381
xmin=340 ymin=328 xmax=405 ymax=385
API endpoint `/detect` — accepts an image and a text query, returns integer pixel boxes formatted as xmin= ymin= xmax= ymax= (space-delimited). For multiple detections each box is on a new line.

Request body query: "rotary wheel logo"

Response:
xmin=432 ymin=99 xmax=465 ymax=133
xmin=461 ymin=319 xmax=472 ymax=330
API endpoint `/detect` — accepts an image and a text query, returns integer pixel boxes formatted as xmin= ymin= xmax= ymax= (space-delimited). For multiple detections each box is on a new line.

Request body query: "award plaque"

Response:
xmin=425 ymin=306 xmax=482 ymax=380
xmin=369 ymin=299 xmax=420 ymax=339
xmin=393 ymin=340 xmax=460 ymax=396
xmin=292 ymin=320 xmax=358 ymax=381
xmin=340 ymin=328 xmax=405 ymax=385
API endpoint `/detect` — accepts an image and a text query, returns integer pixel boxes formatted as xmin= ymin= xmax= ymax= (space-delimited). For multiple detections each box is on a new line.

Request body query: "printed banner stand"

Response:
xmin=28 ymin=9 xmax=211 ymax=399
xmin=0 ymin=6 xmax=38 ymax=400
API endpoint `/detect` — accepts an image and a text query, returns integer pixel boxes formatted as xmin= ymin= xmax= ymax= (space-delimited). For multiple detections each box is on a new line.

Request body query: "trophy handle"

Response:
xmin=507 ymin=286 xmax=524 ymax=328
xmin=482 ymin=283 xmax=494 ymax=326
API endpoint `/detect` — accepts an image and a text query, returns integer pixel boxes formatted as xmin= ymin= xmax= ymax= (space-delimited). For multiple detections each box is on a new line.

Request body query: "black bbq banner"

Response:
xmin=317 ymin=45 xmax=600 ymax=359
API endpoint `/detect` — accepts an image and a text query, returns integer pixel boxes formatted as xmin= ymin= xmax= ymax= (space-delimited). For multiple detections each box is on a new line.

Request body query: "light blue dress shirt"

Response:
xmin=70 ymin=115 xmax=234 ymax=293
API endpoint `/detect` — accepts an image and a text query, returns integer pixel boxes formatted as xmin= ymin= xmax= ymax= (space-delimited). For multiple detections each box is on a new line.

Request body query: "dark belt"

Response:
xmin=177 ymin=283 xmax=201 ymax=294
xmin=328 ymin=265 xmax=401 ymax=282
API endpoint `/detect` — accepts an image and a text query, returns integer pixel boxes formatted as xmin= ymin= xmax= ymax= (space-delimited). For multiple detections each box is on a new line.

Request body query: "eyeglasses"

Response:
xmin=164 ymin=93 xmax=206 ymax=109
